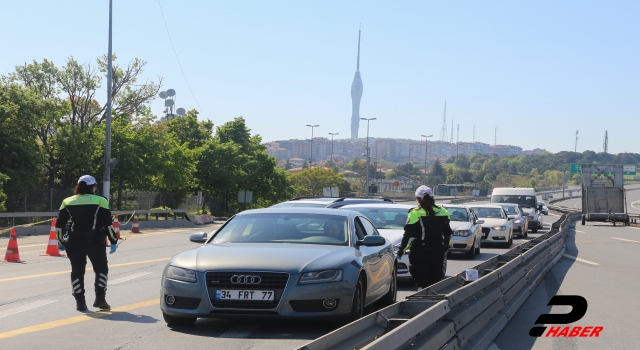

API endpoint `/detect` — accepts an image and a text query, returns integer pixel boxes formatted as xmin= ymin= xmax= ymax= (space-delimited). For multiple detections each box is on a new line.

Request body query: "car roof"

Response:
xmin=467 ymin=204 xmax=504 ymax=209
xmin=340 ymin=203 xmax=411 ymax=209
xmin=497 ymin=203 xmax=519 ymax=207
xmin=236 ymin=207 xmax=355 ymax=217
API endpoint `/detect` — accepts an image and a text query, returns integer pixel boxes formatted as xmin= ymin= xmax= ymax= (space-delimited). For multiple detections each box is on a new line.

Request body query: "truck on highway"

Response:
xmin=580 ymin=164 xmax=629 ymax=225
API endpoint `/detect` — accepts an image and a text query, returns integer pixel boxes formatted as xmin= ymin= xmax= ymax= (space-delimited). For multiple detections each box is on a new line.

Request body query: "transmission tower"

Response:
xmin=450 ymin=118 xmax=454 ymax=143
xmin=456 ymin=124 xmax=460 ymax=143
xmin=574 ymin=129 xmax=579 ymax=152
xmin=603 ymin=130 xmax=608 ymax=153
xmin=439 ymin=101 xmax=448 ymax=142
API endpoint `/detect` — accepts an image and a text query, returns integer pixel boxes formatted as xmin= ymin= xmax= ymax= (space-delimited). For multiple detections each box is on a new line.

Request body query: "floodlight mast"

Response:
xmin=102 ymin=0 xmax=114 ymax=202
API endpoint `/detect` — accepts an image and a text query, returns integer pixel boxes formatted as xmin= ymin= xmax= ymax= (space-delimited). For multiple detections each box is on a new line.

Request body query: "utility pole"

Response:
xmin=562 ymin=170 xmax=566 ymax=198
xmin=306 ymin=124 xmax=319 ymax=165
xmin=328 ymin=132 xmax=339 ymax=162
xmin=361 ymin=118 xmax=376 ymax=198
xmin=102 ymin=0 xmax=114 ymax=202
xmin=421 ymin=135 xmax=433 ymax=185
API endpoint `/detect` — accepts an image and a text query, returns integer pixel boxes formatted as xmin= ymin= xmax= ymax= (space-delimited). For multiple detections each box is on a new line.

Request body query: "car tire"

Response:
xmin=345 ymin=277 xmax=365 ymax=323
xmin=378 ymin=267 xmax=397 ymax=306
xmin=465 ymin=240 xmax=476 ymax=259
xmin=163 ymin=312 xmax=197 ymax=326
xmin=582 ymin=215 xmax=586 ymax=226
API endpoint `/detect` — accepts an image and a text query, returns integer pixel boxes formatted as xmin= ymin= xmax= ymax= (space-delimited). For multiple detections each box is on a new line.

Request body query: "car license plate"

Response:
xmin=482 ymin=232 xmax=489 ymax=239
xmin=215 ymin=290 xmax=274 ymax=301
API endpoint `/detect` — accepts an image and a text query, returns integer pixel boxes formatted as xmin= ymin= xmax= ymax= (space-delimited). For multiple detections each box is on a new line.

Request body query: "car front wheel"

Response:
xmin=345 ymin=277 xmax=365 ymax=323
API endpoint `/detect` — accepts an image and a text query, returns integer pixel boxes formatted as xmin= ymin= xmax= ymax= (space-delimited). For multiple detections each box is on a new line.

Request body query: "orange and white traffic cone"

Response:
xmin=131 ymin=214 xmax=141 ymax=233
xmin=113 ymin=215 xmax=121 ymax=239
xmin=2 ymin=228 xmax=25 ymax=263
xmin=41 ymin=219 xmax=65 ymax=257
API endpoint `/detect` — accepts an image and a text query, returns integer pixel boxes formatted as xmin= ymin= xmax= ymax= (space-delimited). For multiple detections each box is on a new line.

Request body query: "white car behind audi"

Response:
xmin=468 ymin=205 xmax=513 ymax=248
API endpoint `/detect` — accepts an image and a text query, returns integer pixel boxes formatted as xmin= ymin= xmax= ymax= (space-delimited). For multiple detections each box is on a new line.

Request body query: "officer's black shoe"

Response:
xmin=93 ymin=297 xmax=111 ymax=310
xmin=76 ymin=300 xmax=88 ymax=311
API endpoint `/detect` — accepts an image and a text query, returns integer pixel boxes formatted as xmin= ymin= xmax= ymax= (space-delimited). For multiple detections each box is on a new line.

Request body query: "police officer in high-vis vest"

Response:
xmin=397 ymin=186 xmax=453 ymax=289
xmin=56 ymin=175 xmax=118 ymax=311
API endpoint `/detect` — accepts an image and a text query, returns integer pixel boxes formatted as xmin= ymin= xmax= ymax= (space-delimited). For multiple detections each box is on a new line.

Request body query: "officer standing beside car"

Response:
xmin=397 ymin=186 xmax=453 ymax=289
xmin=56 ymin=175 xmax=118 ymax=311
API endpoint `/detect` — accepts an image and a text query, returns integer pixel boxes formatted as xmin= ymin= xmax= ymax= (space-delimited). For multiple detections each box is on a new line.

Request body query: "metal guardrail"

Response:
xmin=298 ymin=209 xmax=581 ymax=350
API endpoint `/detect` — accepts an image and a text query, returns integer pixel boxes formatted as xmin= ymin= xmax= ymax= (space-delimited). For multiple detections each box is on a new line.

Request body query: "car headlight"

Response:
xmin=492 ymin=226 xmax=507 ymax=231
xmin=298 ymin=269 xmax=343 ymax=284
xmin=166 ymin=265 xmax=197 ymax=283
xmin=513 ymin=219 xmax=522 ymax=224
xmin=453 ymin=230 xmax=472 ymax=237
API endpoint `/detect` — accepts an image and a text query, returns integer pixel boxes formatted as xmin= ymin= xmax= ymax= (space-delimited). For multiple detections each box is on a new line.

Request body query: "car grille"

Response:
xmin=206 ymin=271 xmax=289 ymax=310
xmin=205 ymin=272 xmax=289 ymax=290
xmin=289 ymin=299 xmax=340 ymax=312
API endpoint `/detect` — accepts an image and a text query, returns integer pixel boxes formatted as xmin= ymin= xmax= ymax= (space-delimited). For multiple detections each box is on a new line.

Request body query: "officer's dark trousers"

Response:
xmin=66 ymin=239 xmax=109 ymax=301
xmin=409 ymin=251 xmax=445 ymax=288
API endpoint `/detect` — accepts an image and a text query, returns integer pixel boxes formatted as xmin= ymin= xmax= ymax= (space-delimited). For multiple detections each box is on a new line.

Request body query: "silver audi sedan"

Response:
xmin=160 ymin=208 xmax=397 ymax=326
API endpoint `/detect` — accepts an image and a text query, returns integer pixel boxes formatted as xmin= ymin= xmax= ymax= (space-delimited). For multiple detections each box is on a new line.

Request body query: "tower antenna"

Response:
xmin=456 ymin=124 xmax=460 ymax=143
xmin=574 ymin=129 xmax=579 ymax=152
xmin=350 ymin=28 xmax=363 ymax=140
xmin=473 ymin=125 xmax=476 ymax=143
xmin=603 ymin=130 xmax=608 ymax=153
xmin=450 ymin=118 xmax=454 ymax=143
xmin=439 ymin=100 xmax=448 ymax=142
xmin=494 ymin=127 xmax=497 ymax=146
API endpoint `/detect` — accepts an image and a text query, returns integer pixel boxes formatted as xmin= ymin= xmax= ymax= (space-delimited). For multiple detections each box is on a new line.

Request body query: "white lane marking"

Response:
xmin=574 ymin=230 xmax=587 ymax=234
xmin=631 ymin=200 xmax=640 ymax=210
xmin=562 ymin=254 xmax=600 ymax=266
xmin=219 ymin=324 xmax=260 ymax=338
xmin=611 ymin=237 xmax=640 ymax=244
xmin=110 ymin=272 xmax=153 ymax=285
xmin=486 ymin=342 xmax=501 ymax=350
xmin=0 ymin=300 xmax=57 ymax=319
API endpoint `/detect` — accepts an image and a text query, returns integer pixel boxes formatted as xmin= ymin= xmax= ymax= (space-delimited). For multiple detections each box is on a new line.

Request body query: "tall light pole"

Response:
xmin=306 ymin=124 xmax=319 ymax=166
xmin=328 ymin=132 xmax=339 ymax=162
xmin=421 ymin=135 xmax=433 ymax=185
xmin=360 ymin=118 xmax=376 ymax=198
xmin=102 ymin=0 xmax=114 ymax=202
xmin=373 ymin=140 xmax=382 ymax=185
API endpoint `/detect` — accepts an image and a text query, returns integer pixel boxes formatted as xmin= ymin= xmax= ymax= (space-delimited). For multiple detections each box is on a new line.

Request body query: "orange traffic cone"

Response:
xmin=131 ymin=214 xmax=141 ymax=233
xmin=113 ymin=215 xmax=121 ymax=239
xmin=2 ymin=228 xmax=25 ymax=263
xmin=41 ymin=219 xmax=65 ymax=257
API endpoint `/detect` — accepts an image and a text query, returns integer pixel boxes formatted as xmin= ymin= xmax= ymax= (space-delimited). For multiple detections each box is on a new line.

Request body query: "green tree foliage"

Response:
xmin=0 ymin=173 xmax=9 ymax=211
xmin=165 ymin=109 xmax=213 ymax=149
xmin=289 ymin=168 xmax=348 ymax=197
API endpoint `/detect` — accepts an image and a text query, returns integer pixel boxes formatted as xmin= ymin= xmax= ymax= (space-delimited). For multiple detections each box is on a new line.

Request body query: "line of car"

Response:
xmin=159 ymin=195 xmax=549 ymax=326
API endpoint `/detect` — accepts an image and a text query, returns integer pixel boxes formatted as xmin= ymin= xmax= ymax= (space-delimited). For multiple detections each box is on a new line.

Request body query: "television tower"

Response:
xmin=574 ymin=129 xmax=579 ymax=152
xmin=350 ymin=28 xmax=363 ymax=140
xmin=439 ymin=101 xmax=448 ymax=142
xmin=603 ymin=130 xmax=608 ymax=153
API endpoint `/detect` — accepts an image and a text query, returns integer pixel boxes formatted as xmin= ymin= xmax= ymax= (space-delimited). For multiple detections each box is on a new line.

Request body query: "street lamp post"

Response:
xmin=374 ymin=140 xmax=382 ymax=186
xmin=421 ymin=134 xmax=433 ymax=185
xmin=328 ymin=132 xmax=339 ymax=162
xmin=102 ymin=0 xmax=114 ymax=202
xmin=306 ymin=124 xmax=319 ymax=166
xmin=360 ymin=118 xmax=376 ymax=198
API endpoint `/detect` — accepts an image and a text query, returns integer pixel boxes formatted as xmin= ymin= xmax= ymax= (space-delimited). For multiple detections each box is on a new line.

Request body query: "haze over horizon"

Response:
xmin=2 ymin=1 xmax=639 ymax=154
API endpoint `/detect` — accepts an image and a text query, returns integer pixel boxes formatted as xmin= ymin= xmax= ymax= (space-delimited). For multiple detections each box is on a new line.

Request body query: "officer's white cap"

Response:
xmin=415 ymin=185 xmax=433 ymax=199
xmin=78 ymin=175 xmax=97 ymax=185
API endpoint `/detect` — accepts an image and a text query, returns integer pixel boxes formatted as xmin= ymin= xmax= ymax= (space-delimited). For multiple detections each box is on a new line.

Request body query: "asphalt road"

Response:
xmin=0 ymin=216 xmax=557 ymax=350
xmin=490 ymin=217 xmax=640 ymax=349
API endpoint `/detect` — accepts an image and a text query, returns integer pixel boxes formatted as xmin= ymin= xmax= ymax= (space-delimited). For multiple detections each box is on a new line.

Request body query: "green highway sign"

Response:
xmin=570 ymin=163 xmax=637 ymax=175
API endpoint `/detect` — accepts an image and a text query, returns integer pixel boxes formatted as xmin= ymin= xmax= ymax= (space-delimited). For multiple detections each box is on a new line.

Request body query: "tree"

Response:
xmin=164 ymin=109 xmax=213 ymax=149
xmin=290 ymin=168 xmax=348 ymax=197
xmin=0 ymin=173 xmax=9 ymax=211
xmin=284 ymin=159 xmax=293 ymax=170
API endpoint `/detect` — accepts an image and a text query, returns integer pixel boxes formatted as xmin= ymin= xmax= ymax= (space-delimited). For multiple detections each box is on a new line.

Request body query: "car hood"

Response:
xmin=377 ymin=229 xmax=404 ymax=244
xmin=478 ymin=218 xmax=509 ymax=227
xmin=170 ymin=243 xmax=356 ymax=274
xmin=449 ymin=221 xmax=472 ymax=231
xmin=520 ymin=207 xmax=536 ymax=216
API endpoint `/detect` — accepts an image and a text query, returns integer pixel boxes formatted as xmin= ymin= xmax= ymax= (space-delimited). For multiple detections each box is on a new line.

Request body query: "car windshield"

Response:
xmin=344 ymin=207 xmax=409 ymax=229
xmin=491 ymin=195 xmax=537 ymax=207
xmin=538 ymin=202 xmax=546 ymax=206
xmin=444 ymin=207 xmax=469 ymax=222
xmin=470 ymin=207 xmax=506 ymax=219
xmin=270 ymin=202 xmax=328 ymax=208
xmin=210 ymin=213 xmax=349 ymax=245
xmin=500 ymin=205 xmax=520 ymax=215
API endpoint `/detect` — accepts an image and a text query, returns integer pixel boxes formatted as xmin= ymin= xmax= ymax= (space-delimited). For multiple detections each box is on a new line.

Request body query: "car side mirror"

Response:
xmin=475 ymin=219 xmax=485 ymax=225
xmin=189 ymin=232 xmax=208 ymax=243
xmin=356 ymin=235 xmax=386 ymax=247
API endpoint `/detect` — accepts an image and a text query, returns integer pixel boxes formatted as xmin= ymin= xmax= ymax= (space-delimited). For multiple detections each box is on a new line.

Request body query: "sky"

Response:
xmin=2 ymin=1 xmax=639 ymax=154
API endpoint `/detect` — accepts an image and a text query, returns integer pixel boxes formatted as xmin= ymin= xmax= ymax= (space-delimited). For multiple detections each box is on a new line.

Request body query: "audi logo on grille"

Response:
xmin=230 ymin=275 xmax=262 ymax=284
